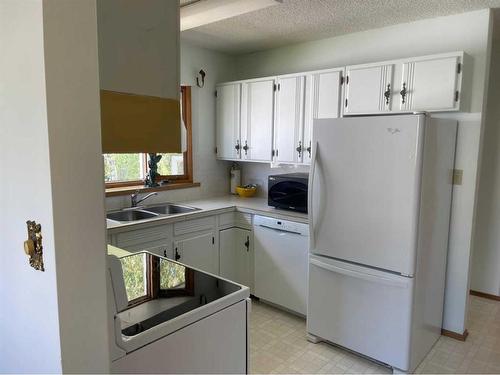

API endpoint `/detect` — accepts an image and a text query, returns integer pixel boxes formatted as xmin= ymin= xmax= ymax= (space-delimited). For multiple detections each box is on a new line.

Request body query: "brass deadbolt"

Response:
xmin=24 ymin=239 xmax=35 ymax=256
xmin=25 ymin=220 xmax=44 ymax=271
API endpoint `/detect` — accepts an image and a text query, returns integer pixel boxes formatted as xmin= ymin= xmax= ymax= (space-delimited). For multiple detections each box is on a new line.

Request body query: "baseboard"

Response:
xmin=470 ymin=289 xmax=500 ymax=301
xmin=441 ymin=328 xmax=469 ymax=341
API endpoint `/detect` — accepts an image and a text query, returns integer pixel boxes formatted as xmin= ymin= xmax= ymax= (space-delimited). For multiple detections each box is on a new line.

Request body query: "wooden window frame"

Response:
xmin=105 ymin=86 xmax=194 ymax=191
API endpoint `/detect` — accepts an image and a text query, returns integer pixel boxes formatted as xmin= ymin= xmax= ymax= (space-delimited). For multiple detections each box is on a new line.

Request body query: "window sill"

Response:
xmin=105 ymin=182 xmax=201 ymax=197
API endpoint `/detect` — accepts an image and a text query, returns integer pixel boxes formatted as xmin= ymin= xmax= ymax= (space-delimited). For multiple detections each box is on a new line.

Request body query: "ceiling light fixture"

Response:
xmin=180 ymin=0 xmax=282 ymax=31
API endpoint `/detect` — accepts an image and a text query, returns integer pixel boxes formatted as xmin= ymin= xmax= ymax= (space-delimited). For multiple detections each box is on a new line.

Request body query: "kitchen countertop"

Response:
xmin=107 ymin=195 xmax=308 ymax=231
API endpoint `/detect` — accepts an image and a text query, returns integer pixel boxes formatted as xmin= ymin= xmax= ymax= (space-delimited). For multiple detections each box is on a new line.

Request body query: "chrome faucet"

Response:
xmin=131 ymin=191 xmax=158 ymax=207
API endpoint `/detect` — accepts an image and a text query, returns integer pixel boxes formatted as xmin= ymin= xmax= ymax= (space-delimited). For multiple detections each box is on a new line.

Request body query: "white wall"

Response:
xmin=98 ymin=0 xmax=179 ymax=100
xmin=234 ymin=9 xmax=493 ymax=334
xmin=471 ymin=13 xmax=500 ymax=297
xmin=0 ymin=1 xmax=110 ymax=372
xmin=42 ymin=1 xmax=110 ymax=372
xmin=106 ymin=42 xmax=236 ymax=210
xmin=0 ymin=1 xmax=62 ymax=371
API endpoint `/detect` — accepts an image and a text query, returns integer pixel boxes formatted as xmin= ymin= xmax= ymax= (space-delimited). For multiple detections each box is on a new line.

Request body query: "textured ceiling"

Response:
xmin=181 ymin=0 xmax=500 ymax=54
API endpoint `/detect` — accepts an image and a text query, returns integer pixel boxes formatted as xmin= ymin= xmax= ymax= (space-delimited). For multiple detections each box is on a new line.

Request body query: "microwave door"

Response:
xmin=269 ymin=180 xmax=308 ymax=212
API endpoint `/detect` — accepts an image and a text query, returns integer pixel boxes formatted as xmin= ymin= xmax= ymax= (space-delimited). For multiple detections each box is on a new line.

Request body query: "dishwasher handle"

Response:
xmin=257 ymin=224 xmax=303 ymax=236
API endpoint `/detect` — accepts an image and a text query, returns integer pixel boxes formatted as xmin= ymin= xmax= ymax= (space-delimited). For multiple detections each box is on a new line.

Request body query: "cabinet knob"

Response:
xmin=235 ymin=140 xmax=241 ymax=153
xmin=400 ymin=83 xmax=407 ymax=104
xmin=244 ymin=236 xmax=250 ymax=252
xmin=175 ymin=247 xmax=181 ymax=261
xmin=242 ymin=140 xmax=249 ymax=155
xmin=307 ymin=141 xmax=312 ymax=158
xmin=384 ymin=84 xmax=391 ymax=105
xmin=296 ymin=141 xmax=302 ymax=156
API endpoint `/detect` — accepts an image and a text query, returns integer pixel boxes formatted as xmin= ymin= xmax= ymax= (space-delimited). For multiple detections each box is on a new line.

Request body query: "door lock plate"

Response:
xmin=24 ymin=220 xmax=44 ymax=271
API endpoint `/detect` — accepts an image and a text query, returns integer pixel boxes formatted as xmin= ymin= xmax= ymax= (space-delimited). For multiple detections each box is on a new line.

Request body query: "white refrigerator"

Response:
xmin=307 ymin=114 xmax=457 ymax=373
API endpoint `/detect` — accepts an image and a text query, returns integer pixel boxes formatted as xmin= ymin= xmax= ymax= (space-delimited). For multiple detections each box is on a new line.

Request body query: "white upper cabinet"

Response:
xmin=344 ymin=63 xmax=394 ymax=115
xmin=303 ymin=68 xmax=344 ymax=164
xmin=216 ymin=83 xmax=241 ymax=160
xmin=215 ymin=51 xmax=465 ymax=164
xmin=398 ymin=52 xmax=463 ymax=112
xmin=241 ymin=78 xmax=275 ymax=162
xmin=274 ymin=75 xmax=306 ymax=164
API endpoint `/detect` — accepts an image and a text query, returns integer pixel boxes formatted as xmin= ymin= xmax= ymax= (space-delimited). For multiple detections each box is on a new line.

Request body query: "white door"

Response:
xmin=310 ymin=115 xmax=424 ymax=276
xmin=174 ymin=232 xmax=218 ymax=274
xmin=219 ymin=228 xmax=253 ymax=289
xmin=344 ymin=63 xmax=393 ymax=114
xmin=399 ymin=54 xmax=462 ymax=112
xmin=216 ymin=83 xmax=241 ymax=160
xmin=303 ymin=69 xmax=343 ymax=164
xmin=241 ymin=79 xmax=275 ymax=162
xmin=274 ymin=75 xmax=305 ymax=163
xmin=307 ymin=255 xmax=414 ymax=371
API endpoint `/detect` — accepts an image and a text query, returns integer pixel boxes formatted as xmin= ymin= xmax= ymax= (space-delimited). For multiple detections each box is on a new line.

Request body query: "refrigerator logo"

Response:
xmin=387 ymin=128 xmax=401 ymax=134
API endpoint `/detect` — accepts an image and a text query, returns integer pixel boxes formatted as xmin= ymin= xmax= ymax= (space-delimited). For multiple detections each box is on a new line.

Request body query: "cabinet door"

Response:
xmin=241 ymin=79 xmax=275 ymax=162
xmin=344 ymin=63 xmax=393 ymax=114
xmin=216 ymin=83 xmax=241 ymax=159
xmin=303 ymin=69 xmax=343 ymax=164
xmin=174 ymin=232 xmax=218 ymax=274
xmin=274 ymin=75 xmax=305 ymax=164
xmin=399 ymin=54 xmax=462 ymax=112
xmin=219 ymin=228 xmax=253 ymax=289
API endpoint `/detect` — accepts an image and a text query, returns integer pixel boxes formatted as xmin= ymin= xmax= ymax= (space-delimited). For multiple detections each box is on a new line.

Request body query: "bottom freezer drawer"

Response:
xmin=307 ymin=255 xmax=414 ymax=371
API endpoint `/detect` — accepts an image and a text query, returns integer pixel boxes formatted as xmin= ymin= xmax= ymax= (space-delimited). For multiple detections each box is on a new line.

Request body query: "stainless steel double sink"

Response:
xmin=107 ymin=203 xmax=200 ymax=223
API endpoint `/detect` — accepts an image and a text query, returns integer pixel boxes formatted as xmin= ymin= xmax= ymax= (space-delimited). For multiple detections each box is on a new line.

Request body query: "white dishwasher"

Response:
xmin=253 ymin=215 xmax=309 ymax=315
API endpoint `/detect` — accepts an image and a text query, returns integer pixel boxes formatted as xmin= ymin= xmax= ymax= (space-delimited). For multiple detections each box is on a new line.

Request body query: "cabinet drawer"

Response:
xmin=115 ymin=225 xmax=171 ymax=248
xmin=218 ymin=212 xmax=252 ymax=228
xmin=124 ymin=240 xmax=172 ymax=258
xmin=174 ymin=216 xmax=216 ymax=236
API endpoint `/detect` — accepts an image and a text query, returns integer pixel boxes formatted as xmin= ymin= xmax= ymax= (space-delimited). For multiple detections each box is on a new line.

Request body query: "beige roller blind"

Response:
xmin=100 ymin=90 xmax=181 ymax=154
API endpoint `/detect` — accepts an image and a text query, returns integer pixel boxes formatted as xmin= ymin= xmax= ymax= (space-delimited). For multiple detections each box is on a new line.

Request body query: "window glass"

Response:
xmin=104 ymin=153 xmax=144 ymax=182
xmin=157 ymin=153 xmax=184 ymax=176
xmin=159 ymin=259 xmax=186 ymax=290
xmin=120 ymin=253 xmax=147 ymax=301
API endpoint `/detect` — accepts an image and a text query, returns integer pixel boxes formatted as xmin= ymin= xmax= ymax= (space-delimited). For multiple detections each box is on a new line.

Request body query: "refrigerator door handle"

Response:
xmin=310 ymin=258 xmax=410 ymax=288
xmin=308 ymin=141 xmax=318 ymax=251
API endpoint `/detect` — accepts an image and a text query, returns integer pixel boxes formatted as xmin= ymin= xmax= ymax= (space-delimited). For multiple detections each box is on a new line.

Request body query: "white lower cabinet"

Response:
xmin=174 ymin=231 xmax=218 ymax=275
xmin=109 ymin=212 xmax=312 ymax=317
xmin=219 ymin=227 xmax=253 ymax=291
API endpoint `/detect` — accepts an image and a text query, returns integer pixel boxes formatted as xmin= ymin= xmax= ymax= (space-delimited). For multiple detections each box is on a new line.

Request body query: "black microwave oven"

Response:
xmin=268 ymin=173 xmax=309 ymax=213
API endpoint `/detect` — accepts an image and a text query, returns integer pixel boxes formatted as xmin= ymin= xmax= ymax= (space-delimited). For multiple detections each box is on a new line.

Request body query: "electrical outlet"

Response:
xmin=452 ymin=169 xmax=463 ymax=185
